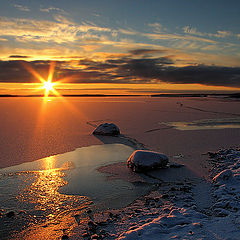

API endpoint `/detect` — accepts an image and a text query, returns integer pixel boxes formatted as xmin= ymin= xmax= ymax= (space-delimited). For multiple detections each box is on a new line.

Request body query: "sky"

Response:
xmin=0 ymin=0 xmax=240 ymax=95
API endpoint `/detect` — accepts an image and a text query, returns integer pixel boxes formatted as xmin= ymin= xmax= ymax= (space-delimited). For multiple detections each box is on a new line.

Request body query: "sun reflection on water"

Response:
xmin=20 ymin=156 xmax=89 ymax=216
xmin=24 ymin=156 xmax=65 ymax=213
xmin=43 ymin=155 xmax=56 ymax=171
xmin=15 ymin=156 xmax=91 ymax=239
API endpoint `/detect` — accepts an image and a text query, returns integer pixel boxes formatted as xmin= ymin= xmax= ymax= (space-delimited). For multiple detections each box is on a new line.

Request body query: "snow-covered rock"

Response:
xmin=127 ymin=150 xmax=169 ymax=172
xmin=92 ymin=123 xmax=120 ymax=136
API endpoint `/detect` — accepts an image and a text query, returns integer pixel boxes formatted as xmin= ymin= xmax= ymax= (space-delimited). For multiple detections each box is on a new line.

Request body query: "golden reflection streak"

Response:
xmin=27 ymin=156 xmax=67 ymax=212
xmin=17 ymin=156 xmax=91 ymax=240
xmin=20 ymin=156 xmax=88 ymax=214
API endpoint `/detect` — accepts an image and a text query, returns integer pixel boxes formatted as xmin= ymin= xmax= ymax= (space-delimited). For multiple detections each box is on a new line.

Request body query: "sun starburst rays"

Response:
xmin=22 ymin=61 xmax=82 ymax=120
xmin=22 ymin=61 xmax=62 ymax=97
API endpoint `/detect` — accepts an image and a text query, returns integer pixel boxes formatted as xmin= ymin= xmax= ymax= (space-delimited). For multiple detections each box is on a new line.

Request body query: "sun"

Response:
xmin=42 ymin=80 xmax=56 ymax=96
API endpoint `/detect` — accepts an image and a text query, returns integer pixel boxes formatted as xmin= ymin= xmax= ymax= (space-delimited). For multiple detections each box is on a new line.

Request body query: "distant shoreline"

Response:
xmin=0 ymin=94 xmax=143 ymax=98
xmin=0 ymin=93 xmax=240 ymax=98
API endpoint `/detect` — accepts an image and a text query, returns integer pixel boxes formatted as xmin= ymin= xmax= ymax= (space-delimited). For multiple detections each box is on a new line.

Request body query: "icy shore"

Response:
xmin=74 ymin=147 xmax=240 ymax=240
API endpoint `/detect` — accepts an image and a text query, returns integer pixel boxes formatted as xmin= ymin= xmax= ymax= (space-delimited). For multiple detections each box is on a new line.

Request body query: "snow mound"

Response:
xmin=210 ymin=149 xmax=240 ymax=218
xmin=127 ymin=150 xmax=169 ymax=172
xmin=117 ymin=207 xmax=205 ymax=240
xmin=92 ymin=123 xmax=120 ymax=136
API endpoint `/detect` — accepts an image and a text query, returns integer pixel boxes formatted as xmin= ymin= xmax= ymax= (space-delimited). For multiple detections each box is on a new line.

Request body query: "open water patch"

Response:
xmin=162 ymin=118 xmax=240 ymax=131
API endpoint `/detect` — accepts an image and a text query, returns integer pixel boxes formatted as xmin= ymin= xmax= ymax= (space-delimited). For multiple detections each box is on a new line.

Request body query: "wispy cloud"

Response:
xmin=183 ymin=26 xmax=232 ymax=38
xmin=40 ymin=6 xmax=67 ymax=14
xmin=13 ymin=4 xmax=30 ymax=12
xmin=0 ymin=16 xmax=111 ymax=44
xmin=119 ymin=26 xmax=216 ymax=44
xmin=211 ymin=30 xmax=232 ymax=38
xmin=118 ymin=28 xmax=139 ymax=35
xmin=148 ymin=23 xmax=162 ymax=33
xmin=183 ymin=26 xmax=204 ymax=36
xmin=143 ymin=32 xmax=216 ymax=43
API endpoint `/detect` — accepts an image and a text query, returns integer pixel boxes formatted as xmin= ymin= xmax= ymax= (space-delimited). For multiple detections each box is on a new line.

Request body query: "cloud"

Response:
xmin=40 ymin=7 xmax=67 ymax=14
xmin=1 ymin=55 xmax=240 ymax=88
xmin=128 ymin=48 xmax=168 ymax=56
xmin=119 ymin=25 xmax=216 ymax=44
xmin=13 ymin=4 xmax=30 ymax=12
xmin=0 ymin=60 xmax=114 ymax=84
xmin=118 ymin=28 xmax=139 ymax=35
xmin=148 ymin=23 xmax=162 ymax=33
xmin=0 ymin=14 xmax=226 ymax=60
xmin=163 ymin=65 xmax=240 ymax=87
xmin=144 ymin=32 xmax=216 ymax=43
xmin=77 ymin=55 xmax=240 ymax=87
xmin=183 ymin=26 xmax=232 ymax=38
xmin=183 ymin=26 xmax=204 ymax=36
xmin=211 ymin=30 xmax=232 ymax=38
xmin=0 ymin=60 xmax=36 ymax=83
xmin=9 ymin=55 xmax=30 ymax=58
xmin=114 ymin=58 xmax=240 ymax=87
xmin=0 ymin=16 xmax=111 ymax=44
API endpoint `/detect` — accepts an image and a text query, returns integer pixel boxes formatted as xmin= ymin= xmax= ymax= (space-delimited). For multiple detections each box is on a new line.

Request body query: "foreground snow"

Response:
xmin=76 ymin=148 xmax=240 ymax=240
xmin=117 ymin=148 xmax=240 ymax=240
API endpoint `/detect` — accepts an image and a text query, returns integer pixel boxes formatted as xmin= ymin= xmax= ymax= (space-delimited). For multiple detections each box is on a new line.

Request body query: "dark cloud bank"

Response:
xmin=1 ymin=51 xmax=240 ymax=88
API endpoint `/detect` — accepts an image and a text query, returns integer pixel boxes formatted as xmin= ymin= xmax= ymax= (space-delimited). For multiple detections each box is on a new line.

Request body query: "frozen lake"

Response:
xmin=0 ymin=96 xmax=240 ymax=238
xmin=0 ymin=96 xmax=240 ymax=169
